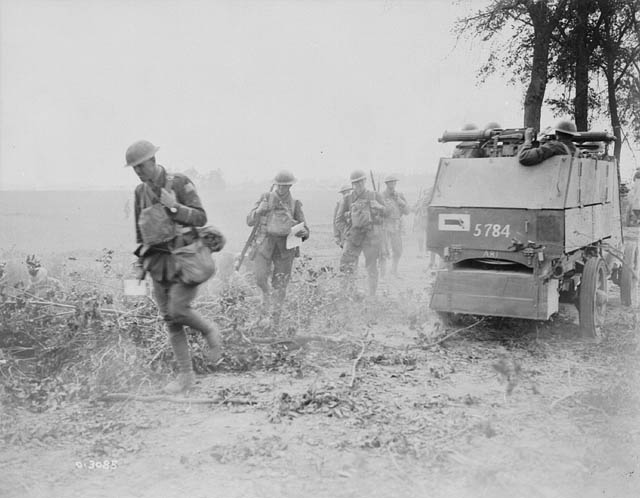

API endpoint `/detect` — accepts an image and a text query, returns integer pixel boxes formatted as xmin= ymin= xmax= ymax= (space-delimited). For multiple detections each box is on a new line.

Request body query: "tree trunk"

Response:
xmin=605 ymin=69 xmax=623 ymax=163
xmin=523 ymin=2 xmax=554 ymax=130
xmin=573 ymin=0 xmax=591 ymax=130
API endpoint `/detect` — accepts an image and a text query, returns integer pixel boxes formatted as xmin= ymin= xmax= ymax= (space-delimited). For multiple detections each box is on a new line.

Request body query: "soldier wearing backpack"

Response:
xmin=380 ymin=175 xmax=410 ymax=278
xmin=126 ymin=140 xmax=224 ymax=394
xmin=246 ymin=170 xmax=309 ymax=325
xmin=337 ymin=169 xmax=389 ymax=296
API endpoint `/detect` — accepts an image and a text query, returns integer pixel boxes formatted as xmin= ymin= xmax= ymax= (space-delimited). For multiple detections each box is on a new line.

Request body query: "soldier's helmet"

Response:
xmin=484 ymin=122 xmax=501 ymax=130
xmin=338 ymin=184 xmax=352 ymax=194
xmin=350 ymin=169 xmax=367 ymax=183
xmin=125 ymin=140 xmax=159 ymax=167
xmin=462 ymin=123 xmax=478 ymax=131
xmin=273 ymin=170 xmax=297 ymax=185
xmin=384 ymin=174 xmax=399 ymax=183
xmin=554 ymin=119 xmax=579 ymax=136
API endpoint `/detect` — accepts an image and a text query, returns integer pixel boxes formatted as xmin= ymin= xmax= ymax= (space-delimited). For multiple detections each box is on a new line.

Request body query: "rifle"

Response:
xmin=234 ymin=223 xmax=259 ymax=271
xmin=370 ymin=170 xmax=377 ymax=192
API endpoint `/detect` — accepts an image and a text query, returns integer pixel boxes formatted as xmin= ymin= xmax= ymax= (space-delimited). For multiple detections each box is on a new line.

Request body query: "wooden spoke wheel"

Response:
xmin=620 ymin=240 xmax=639 ymax=307
xmin=579 ymin=257 xmax=608 ymax=339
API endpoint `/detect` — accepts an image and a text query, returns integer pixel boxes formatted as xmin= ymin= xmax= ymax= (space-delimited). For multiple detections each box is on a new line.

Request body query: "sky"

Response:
xmin=1 ymin=0 xmax=634 ymax=190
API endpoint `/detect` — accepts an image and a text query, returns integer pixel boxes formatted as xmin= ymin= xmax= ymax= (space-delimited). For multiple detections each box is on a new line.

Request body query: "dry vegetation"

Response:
xmin=1 ymin=190 xmax=639 ymax=498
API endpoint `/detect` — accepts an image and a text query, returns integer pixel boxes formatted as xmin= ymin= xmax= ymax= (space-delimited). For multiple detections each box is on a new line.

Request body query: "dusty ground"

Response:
xmin=1 ymin=235 xmax=639 ymax=498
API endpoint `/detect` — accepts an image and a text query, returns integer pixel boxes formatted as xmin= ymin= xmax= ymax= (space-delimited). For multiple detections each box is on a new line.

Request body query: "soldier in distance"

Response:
xmin=380 ymin=175 xmax=410 ymax=278
xmin=246 ymin=170 xmax=309 ymax=327
xmin=336 ymin=169 xmax=389 ymax=296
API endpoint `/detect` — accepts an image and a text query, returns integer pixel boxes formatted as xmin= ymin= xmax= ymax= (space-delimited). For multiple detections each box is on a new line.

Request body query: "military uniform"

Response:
xmin=519 ymin=119 xmax=579 ymax=167
xmin=128 ymin=140 xmax=222 ymax=394
xmin=518 ymin=140 xmax=577 ymax=166
xmin=247 ymin=177 xmax=309 ymax=316
xmin=337 ymin=188 xmax=388 ymax=295
xmin=332 ymin=185 xmax=352 ymax=247
xmin=380 ymin=186 xmax=409 ymax=276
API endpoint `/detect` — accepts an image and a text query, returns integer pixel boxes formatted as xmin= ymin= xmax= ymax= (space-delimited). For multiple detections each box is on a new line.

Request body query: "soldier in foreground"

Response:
xmin=380 ymin=175 xmax=410 ymax=277
xmin=127 ymin=140 xmax=223 ymax=394
xmin=337 ymin=169 xmax=388 ymax=296
xmin=518 ymin=119 xmax=578 ymax=166
xmin=246 ymin=170 xmax=309 ymax=325
xmin=333 ymin=184 xmax=352 ymax=248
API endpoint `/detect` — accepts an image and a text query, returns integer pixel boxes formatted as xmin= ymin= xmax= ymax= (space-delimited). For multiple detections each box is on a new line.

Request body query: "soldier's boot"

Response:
xmin=203 ymin=324 xmax=223 ymax=365
xmin=163 ymin=372 xmax=196 ymax=395
xmin=164 ymin=329 xmax=195 ymax=394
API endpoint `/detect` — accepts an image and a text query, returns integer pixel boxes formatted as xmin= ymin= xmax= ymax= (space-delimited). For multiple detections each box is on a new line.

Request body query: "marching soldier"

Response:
xmin=246 ymin=170 xmax=309 ymax=325
xmin=380 ymin=175 xmax=410 ymax=277
xmin=337 ymin=169 xmax=388 ymax=296
xmin=333 ymin=184 xmax=352 ymax=248
xmin=127 ymin=139 xmax=223 ymax=394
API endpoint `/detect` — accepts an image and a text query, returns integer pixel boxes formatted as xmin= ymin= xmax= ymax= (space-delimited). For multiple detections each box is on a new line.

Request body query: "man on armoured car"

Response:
xmin=518 ymin=119 xmax=578 ymax=166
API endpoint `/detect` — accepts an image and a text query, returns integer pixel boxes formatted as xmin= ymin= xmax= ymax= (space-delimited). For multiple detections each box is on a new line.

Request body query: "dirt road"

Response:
xmin=1 ymin=242 xmax=639 ymax=498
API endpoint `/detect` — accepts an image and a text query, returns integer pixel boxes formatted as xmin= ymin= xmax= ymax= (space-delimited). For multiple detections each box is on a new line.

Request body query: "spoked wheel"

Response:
xmin=579 ymin=257 xmax=608 ymax=339
xmin=620 ymin=240 xmax=639 ymax=307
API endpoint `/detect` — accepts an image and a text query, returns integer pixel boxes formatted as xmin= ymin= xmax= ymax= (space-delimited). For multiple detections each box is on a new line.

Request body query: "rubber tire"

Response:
xmin=579 ymin=257 xmax=608 ymax=339
xmin=620 ymin=240 xmax=639 ymax=307
xmin=436 ymin=311 xmax=462 ymax=328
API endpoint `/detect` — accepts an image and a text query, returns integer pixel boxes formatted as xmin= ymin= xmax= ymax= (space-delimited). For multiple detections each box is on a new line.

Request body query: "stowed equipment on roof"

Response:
xmin=439 ymin=126 xmax=616 ymax=158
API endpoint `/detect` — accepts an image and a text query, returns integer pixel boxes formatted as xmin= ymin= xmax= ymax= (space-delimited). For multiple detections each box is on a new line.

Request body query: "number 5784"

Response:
xmin=473 ymin=223 xmax=510 ymax=238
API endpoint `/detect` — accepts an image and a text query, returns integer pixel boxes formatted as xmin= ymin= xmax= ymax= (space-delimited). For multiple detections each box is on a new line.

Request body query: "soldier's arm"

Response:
xmin=519 ymin=142 xmax=569 ymax=167
xmin=332 ymin=202 xmax=341 ymax=238
xmin=334 ymin=198 xmax=349 ymax=235
xmin=398 ymin=193 xmax=410 ymax=215
xmin=294 ymin=200 xmax=310 ymax=240
xmin=170 ymin=175 xmax=207 ymax=226
xmin=373 ymin=192 xmax=390 ymax=215
xmin=247 ymin=193 xmax=269 ymax=227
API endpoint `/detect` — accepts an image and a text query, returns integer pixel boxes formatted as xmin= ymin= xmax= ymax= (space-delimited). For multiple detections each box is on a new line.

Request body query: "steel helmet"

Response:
xmin=484 ymin=122 xmax=501 ymax=130
xmin=554 ymin=119 xmax=579 ymax=136
xmin=125 ymin=140 xmax=159 ymax=167
xmin=349 ymin=169 xmax=367 ymax=183
xmin=338 ymin=184 xmax=352 ymax=194
xmin=384 ymin=174 xmax=399 ymax=183
xmin=273 ymin=170 xmax=296 ymax=185
xmin=462 ymin=123 xmax=478 ymax=131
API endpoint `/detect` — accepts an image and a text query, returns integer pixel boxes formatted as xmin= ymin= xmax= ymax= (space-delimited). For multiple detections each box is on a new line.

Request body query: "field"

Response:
xmin=1 ymin=189 xmax=639 ymax=498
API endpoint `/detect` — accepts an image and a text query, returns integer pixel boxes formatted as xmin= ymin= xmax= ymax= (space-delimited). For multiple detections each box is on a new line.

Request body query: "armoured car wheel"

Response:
xmin=620 ymin=240 xmax=639 ymax=307
xmin=579 ymin=257 xmax=608 ymax=339
xmin=436 ymin=311 xmax=462 ymax=328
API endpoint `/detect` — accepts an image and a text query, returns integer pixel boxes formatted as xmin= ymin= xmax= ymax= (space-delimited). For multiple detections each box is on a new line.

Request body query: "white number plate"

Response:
xmin=472 ymin=223 xmax=511 ymax=238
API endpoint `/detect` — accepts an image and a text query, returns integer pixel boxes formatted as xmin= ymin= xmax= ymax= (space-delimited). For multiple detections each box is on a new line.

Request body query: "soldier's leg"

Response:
xmin=253 ymin=252 xmax=272 ymax=310
xmin=362 ymin=238 xmax=381 ymax=296
xmin=340 ymin=239 xmax=362 ymax=293
xmin=169 ymin=282 xmax=223 ymax=365
xmin=152 ymin=279 xmax=195 ymax=393
xmin=391 ymin=231 xmax=403 ymax=276
xmin=271 ymin=247 xmax=295 ymax=325
xmin=379 ymin=231 xmax=390 ymax=277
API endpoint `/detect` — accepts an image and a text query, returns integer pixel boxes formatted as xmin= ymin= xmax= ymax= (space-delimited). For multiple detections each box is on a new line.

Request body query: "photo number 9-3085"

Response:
xmin=473 ymin=223 xmax=511 ymax=238
xmin=75 ymin=460 xmax=118 ymax=470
